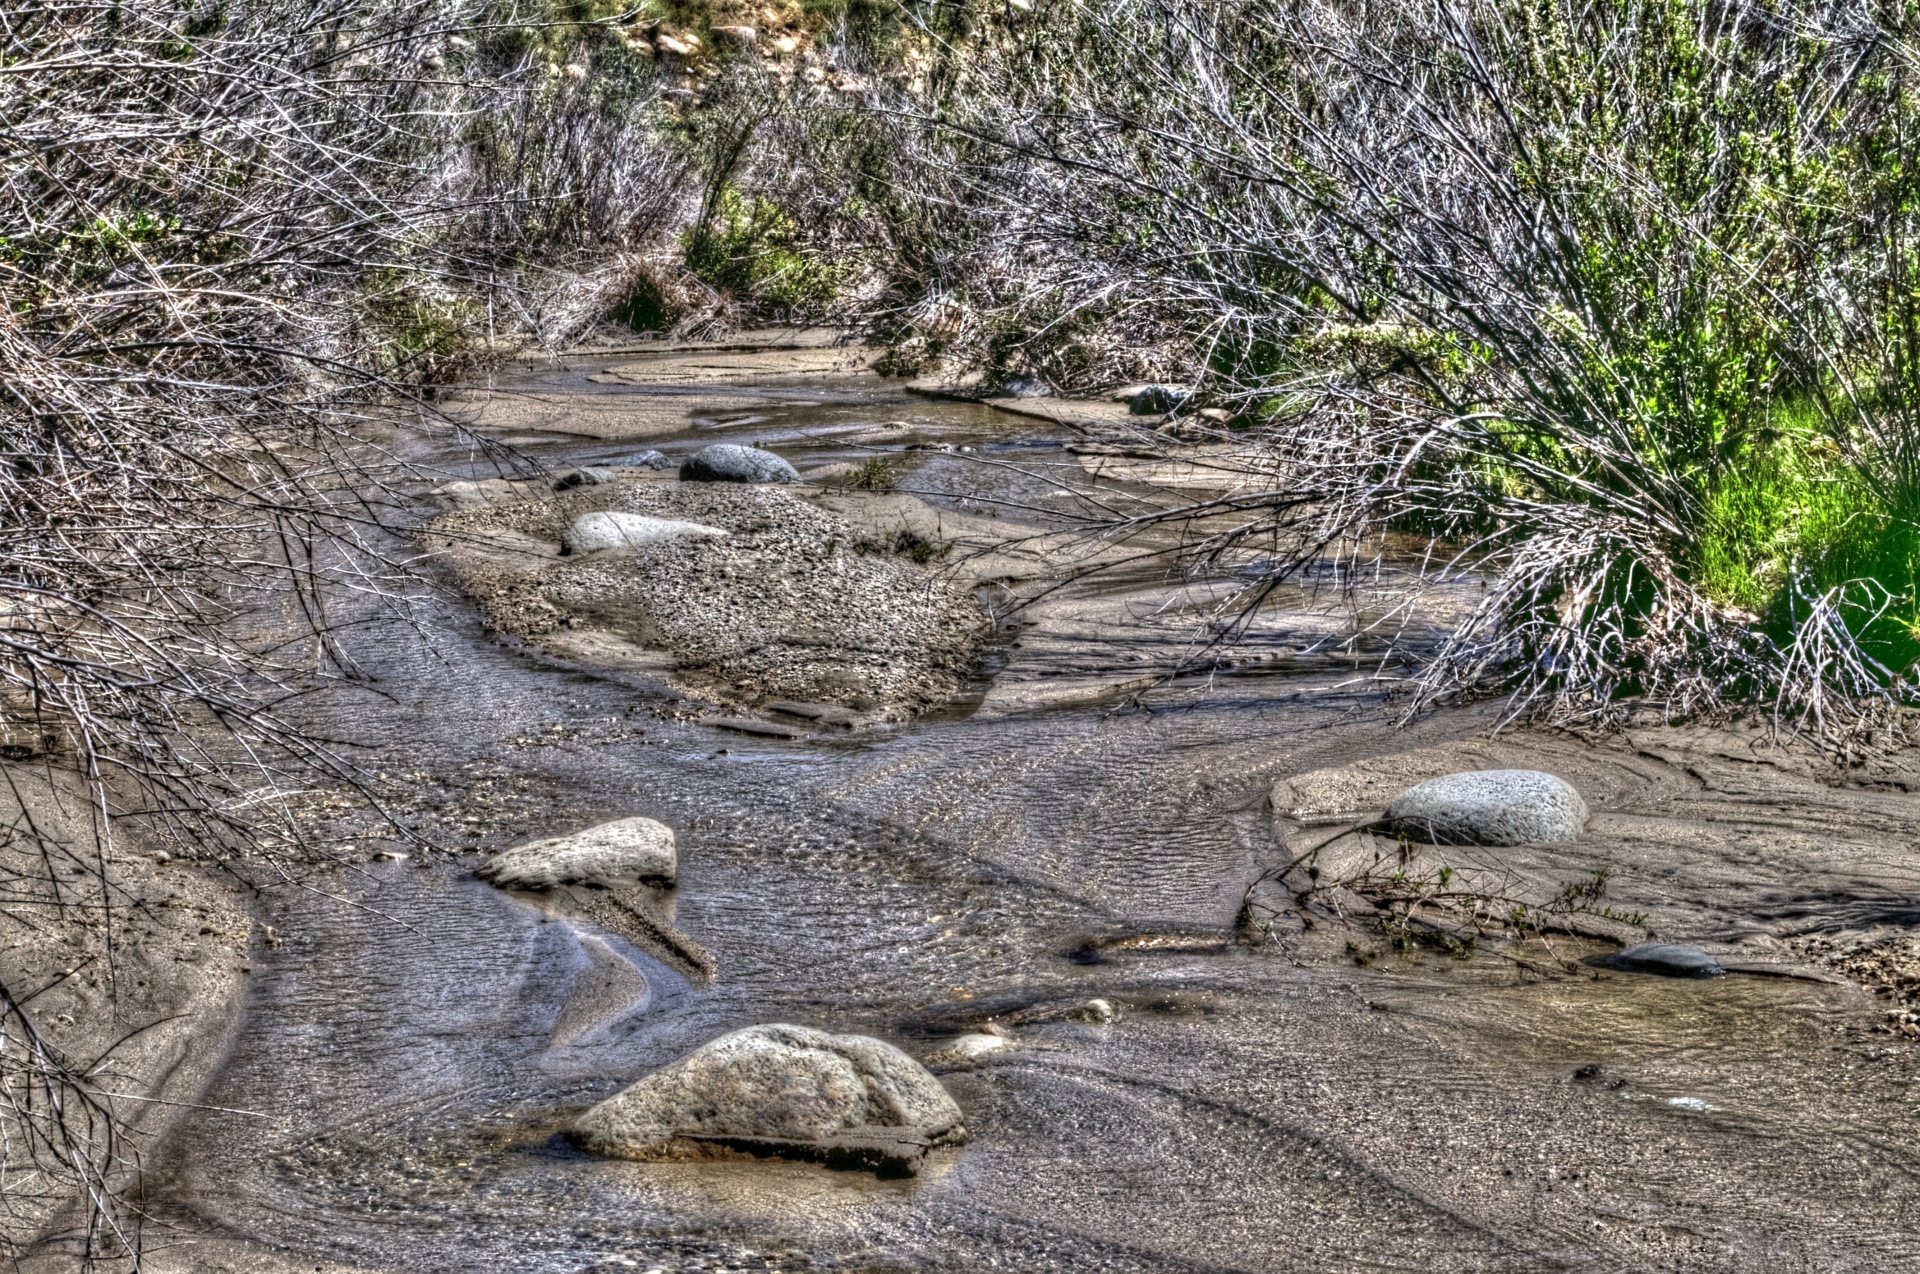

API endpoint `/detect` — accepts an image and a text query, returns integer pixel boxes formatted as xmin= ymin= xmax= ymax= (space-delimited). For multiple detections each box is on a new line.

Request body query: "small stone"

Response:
xmin=1381 ymin=769 xmax=1588 ymax=845
xmin=571 ymin=1024 xmax=964 ymax=1173
xmin=678 ymin=443 xmax=801 ymax=484
xmin=711 ymin=24 xmax=756 ymax=46
xmin=1065 ymin=997 xmax=1118 ymax=1024
xmin=477 ymin=816 xmax=676 ymax=890
xmin=553 ymin=466 xmax=613 ymax=491
xmin=926 ymin=1032 xmax=1011 ymax=1067
xmin=1606 ymin=943 xmax=1726 ymax=979
xmin=610 ymin=449 xmax=673 ymax=470
xmin=560 ymin=511 xmax=728 ymax=555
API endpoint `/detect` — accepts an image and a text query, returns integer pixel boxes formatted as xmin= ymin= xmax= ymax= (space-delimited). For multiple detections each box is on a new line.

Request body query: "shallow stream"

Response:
xmin=146 ymin=350 xmax=1920 ymax=1273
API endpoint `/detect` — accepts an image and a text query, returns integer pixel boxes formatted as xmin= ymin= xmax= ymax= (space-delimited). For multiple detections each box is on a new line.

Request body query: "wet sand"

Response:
xmin=86 ymin=341 xmax=1920 ymax=1273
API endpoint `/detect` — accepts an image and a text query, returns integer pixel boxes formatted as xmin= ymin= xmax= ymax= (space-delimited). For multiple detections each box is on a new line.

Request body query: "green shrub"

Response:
xmin=610 ymin=275 xmax=676 ymax=332
xmin=849 ymin=455 xmax=897 ymax=489
xmin=683 ymin=186 xmax=840 ymax=311
xmin=361 ymin=274 xmax=486 ymax=383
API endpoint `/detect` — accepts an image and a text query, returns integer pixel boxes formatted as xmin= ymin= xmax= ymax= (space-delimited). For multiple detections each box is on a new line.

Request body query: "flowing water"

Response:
xmin=144 ymin=352 xmax=1920 ymax=1273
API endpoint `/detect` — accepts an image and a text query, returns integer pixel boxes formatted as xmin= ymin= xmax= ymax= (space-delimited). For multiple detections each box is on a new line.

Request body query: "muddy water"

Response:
xmin=149 ymin=357 xmax=1920 ymax=1272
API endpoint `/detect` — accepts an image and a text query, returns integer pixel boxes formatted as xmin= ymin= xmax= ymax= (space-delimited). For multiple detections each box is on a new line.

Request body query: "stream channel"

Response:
xmin=143 ymin=342 xmax=1920 ymax=1273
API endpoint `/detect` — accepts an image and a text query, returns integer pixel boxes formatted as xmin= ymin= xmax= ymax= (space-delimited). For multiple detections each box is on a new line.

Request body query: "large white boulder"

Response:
xmin=476 ymin=816 xmax=676 ymax=889
xmin=572 ymin=1024 xmax=965 ymax=1173
xmin=560 ymin=511 xmax=728 ymax=556
xmin=1382 ymin=769 xmax=1588 ymax=846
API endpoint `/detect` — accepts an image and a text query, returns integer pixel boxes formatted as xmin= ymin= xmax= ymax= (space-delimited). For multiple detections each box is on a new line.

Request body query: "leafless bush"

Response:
xmin=0 ymin=0 xmax=691 ymax=1257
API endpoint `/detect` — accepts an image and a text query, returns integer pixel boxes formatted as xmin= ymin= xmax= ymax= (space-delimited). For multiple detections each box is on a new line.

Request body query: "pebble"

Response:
xmin=1381 ymin=769 xmax=1589 ymax=845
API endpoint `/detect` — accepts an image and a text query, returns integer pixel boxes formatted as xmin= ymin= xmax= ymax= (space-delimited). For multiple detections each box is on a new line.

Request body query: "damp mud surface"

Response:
xmin=125 ymin=341 xmax=1920 ymax=1273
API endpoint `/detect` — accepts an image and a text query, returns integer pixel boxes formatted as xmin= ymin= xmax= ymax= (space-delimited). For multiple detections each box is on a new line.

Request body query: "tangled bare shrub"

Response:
xmin=0 ymin=0 xmax=690 ymax=1257
xmin=793 ymin=0 xmax=1920 ymax=750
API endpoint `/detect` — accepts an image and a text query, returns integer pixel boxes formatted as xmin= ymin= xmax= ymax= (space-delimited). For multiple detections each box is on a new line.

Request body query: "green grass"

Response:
xmin=1688 ymin=407 xmax=1920 ymax=677
xmin=848 ymin=455 xmax=897 ymax=489
xmin=610 ymin=275 xmax=675 ymax=332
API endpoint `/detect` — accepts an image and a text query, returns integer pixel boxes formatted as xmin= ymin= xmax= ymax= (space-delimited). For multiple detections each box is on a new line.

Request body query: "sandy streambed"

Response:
xmin=93 ymin=343 xmax=1920 ymax=1273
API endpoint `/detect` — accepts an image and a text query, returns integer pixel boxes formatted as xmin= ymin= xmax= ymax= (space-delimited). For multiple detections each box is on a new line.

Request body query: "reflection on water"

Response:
xmin=149 ymin=366 xmax=1920 ymax=1273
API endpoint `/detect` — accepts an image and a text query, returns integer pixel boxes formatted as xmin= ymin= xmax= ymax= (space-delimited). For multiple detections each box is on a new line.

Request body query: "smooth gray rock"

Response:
xmin=571 ymin=1024 xmax=966 ymax=1169
xmin=924 ymin=1032 xmax=1012 ymax=1069
xmin=990 ymin=375 xmax=1052 ymax=399
xmin=553 ymin=466 xmax=613 ymax=491
xmin=560 ymin=510 xmax=728 ymax=556
xmin=1126 ymin=384 xmax=1190 ymax=415
xmin=611 ymin=449 xmax=673 ymax=470
xmin=678 ymin=443 xmax=800 ymax=484
xmin=1606 ymin=943 xmax=1725 ymax=979
xmin=476 ymin=816 xmax=676 ymax=889
xmin=1381 ymin=769 xmax=1588 ymax=845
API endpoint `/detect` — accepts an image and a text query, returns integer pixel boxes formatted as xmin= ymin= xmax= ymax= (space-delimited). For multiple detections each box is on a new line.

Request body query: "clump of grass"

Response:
xmin=854 ymin=529 xmax=950 ymax=564
xmin=849 ymin=455 xmax=897 ymax=490
xmin=610 ymin=275 xmax=678 ymax=333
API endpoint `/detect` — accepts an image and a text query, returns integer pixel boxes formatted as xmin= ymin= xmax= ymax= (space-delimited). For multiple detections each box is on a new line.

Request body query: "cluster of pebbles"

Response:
xmin=423 ymin=465 xmax=987 ymax=717
xmin=1793 ymin=930 xmax=1920 ymax=1012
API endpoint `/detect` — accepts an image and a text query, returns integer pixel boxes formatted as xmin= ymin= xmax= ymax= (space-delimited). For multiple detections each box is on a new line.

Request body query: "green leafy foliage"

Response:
xmin=683 ymin=186 xmax=840 ymax=309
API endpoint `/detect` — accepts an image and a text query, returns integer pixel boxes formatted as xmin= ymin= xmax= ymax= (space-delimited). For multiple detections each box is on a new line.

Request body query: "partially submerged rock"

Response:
xmin=431 ymin=477 xmax=519 ymax=510
xmin=560 ymin=510 xmax=728 ymax=556
xmin=1381 ymin=769 xmax=1588 ymax=846
xmin=989 ymin=374 xmax=1051 ymax=399
xmin=1605 ymin=943 xmax=1726 ymax=979
xmin=925 ymin=1032 xmax=1012 ymax=1069
xmin=678 ymin=443 xmax=799 ymax=484
xmin=611 ymin=449 xmax=673 ymax=470
xmin=1122 ymin=383 xmax=1190 ymax=415
xmin=477 ymin=817 xmax=676 ymax=890
xmin=553 ymin=466 xmax=613 ymax=491
xmin=425 ymin=481 xmax=989 ymax=716
xmin=571 ymin=1023 xmax=965 ymax=1176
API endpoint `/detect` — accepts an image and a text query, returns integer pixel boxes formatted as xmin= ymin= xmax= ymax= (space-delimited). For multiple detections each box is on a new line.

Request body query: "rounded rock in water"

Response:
xmin=552 ymin=466 xmax=613 ymax=491
xmin=560 ymin=510 xmax=728 ymax=556
xmin=1606 ymin=942 xmax=1726 ymax=979
xmin=925 ymin=1032 xmax=1012 ymax=1069
xmin=1125 ymin=384 xmax=1189 ymax=415
xmin=571 ymin=1023 xmax=965 ymax=1169
xmin=610 ymin=449 xmax=673 ymax=470
xmin=677 ymin=443 xmax=800 ymax=484
xmin=476 ymin=816 xmax=676 ymax=889
xmin=1381 ymin=769 xmax=1588 ymax=845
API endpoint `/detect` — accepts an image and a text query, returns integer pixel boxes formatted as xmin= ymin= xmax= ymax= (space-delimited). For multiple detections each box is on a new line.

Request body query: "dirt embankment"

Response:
xmin=0 ymin=765 xmax=254 ymax=1268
